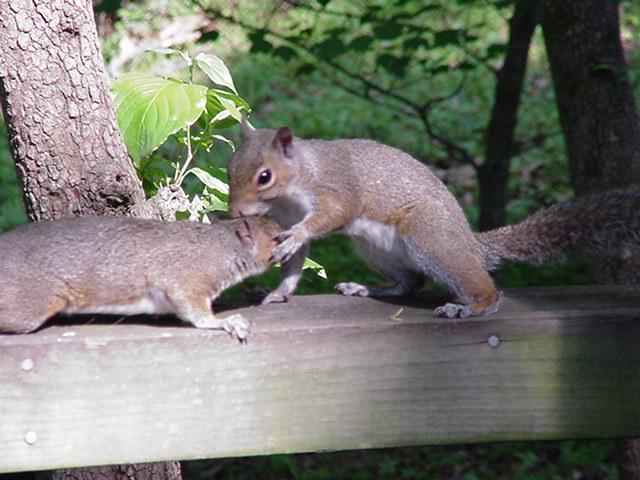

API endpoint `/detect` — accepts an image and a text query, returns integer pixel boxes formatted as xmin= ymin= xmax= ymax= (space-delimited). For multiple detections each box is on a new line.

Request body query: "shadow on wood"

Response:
xmin=0 ymin=286 xmax=639 ymax=473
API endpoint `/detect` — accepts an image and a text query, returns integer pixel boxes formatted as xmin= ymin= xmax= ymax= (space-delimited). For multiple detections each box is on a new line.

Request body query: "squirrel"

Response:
xmin=0 ymin=215 xmax=282 ymax=340
xmin=227 ymin=122 xmax=640 ymax=318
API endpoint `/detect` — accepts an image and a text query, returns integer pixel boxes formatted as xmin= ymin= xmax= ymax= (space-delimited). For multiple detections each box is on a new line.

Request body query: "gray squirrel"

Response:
xmin=227 ymin=123 xmax=640 ymax=317
xmin=0 ymin=215 xmax=282 ymax=340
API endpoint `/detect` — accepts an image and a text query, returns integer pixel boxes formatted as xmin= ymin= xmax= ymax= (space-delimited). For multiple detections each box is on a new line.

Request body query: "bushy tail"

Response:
xmin=476 ymin=188 xmax=640 ymax=271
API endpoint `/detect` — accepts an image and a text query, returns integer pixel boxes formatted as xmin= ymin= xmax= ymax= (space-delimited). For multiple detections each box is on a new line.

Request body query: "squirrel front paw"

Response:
xmin=335 ymin=282 xmax=371 ymax=297
xmin=271 ymin=227 xmax=307 ymax=263
xmin=221 ymin=313 xmax=252 ymax=342
xmin=190 ymin=313 xmax=251 ymax=342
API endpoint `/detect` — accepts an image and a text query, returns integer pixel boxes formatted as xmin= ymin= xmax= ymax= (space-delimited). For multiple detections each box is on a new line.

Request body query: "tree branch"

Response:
xmin=191 ymin=0 xmax=475 ymax=165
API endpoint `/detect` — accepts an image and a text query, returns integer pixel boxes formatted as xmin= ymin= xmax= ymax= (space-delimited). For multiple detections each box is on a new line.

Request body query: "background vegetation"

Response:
xmin=1 ymin=0 xmax=639 ymax=478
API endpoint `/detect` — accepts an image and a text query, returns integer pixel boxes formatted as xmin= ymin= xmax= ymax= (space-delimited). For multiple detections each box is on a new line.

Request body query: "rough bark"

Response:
xmin=0 ymin=0 xmax=180 ymax=478
xmin=0 ymin=0 xmax=144 ymax=220
xmin=539 ymin=0 xmax=640 ymax=286
xmin=50 ymin=463 xmax=182 ymax=480
xmin=478 ymin=0 xmax=538 ymax=231
xmin=539 ymin=1 xmax=640 ymax=478
xmin=539 ymin=0 xmax=640 ymax=196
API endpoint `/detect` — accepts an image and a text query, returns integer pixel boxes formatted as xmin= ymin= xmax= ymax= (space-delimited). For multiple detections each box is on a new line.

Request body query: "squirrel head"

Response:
xmin=233 ymin=216 xmax=282 ymax=266
xmin=228 ymin=124 xmax=298 ymax=218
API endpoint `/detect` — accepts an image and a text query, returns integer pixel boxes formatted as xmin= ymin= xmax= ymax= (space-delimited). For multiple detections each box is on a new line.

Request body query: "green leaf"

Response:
xmin=373 ymin=22 xmax=404 ymax=40
xmin=403 ymin=36 xmax=429 ymax=51
xmin=112 ymin=74 xmax=207 ymax=165
xmin=201 ymin=187 xmax=228 ymax=212
xmin=314 ymin=37 xmax=345 ymax=60
xmin=485 ymin=43 xmax=507 ymax=60
xmin=377 ymin=54 xmax=409 ymax=75
xmin=348 ymin=35 xmax=374 ymax=52
xmin=248 ymin=31 xmax=272 ymax=53
xmin=197 ymin=29 xmax=219 ymax=43
xmin=194 ymin=52 xmax=238 ymax=94
xmin=188 ymin=167 xmax=229 ymax=193
xmin=209 ymin=89 xmax=251 ymax=112
xmin=433 ymin=29 xmax=463 ymax=47
xmin=149 ymin=48 xmax=192 ymax=67
xmin=273 ymin=46 xmax=298 ymax=61
xmin=296 ymin=63 xmax=316 ymax=76
xmin=199 ymin=89 xmax=249 ymax=131
xmin=303 ymin=257 xmax=327 ymax=279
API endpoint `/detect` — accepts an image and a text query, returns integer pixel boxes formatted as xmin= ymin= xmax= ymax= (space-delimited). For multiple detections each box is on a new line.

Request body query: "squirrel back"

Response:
xmin=477 ymin=188 xmax=640 ymax=270
xmin=0 ymin=216 xmax=281 ymax=337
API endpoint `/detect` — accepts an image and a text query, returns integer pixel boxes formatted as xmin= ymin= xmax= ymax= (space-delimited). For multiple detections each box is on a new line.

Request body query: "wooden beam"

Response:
xmin=1 ymin=286 xmax=639 ymax=473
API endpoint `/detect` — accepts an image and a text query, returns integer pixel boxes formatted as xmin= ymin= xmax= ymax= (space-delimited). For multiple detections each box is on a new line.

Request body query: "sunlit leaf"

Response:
xmin=303 ymin=257 xmax=327 ymax=279
xmin=188 ymin=167 xmax=229 ymax=193
xmin=112 ymin=74 xmax=207 ymax=165
xmin=194 ymin=52 xmax=238 ymax=94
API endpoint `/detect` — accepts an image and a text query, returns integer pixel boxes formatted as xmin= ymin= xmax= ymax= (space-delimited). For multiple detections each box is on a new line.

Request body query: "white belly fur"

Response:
xmin=63 ymin=287 xmax=176 ymax=316
xmin=344 ymin=216 xmax=420 ymax=277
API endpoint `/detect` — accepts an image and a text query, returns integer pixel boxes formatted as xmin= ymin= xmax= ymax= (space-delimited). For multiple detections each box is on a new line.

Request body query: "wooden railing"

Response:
xmin=1 ymin=285 xmax=639 ymax=473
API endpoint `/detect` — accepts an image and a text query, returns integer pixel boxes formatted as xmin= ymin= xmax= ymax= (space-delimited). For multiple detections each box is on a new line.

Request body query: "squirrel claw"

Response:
xmin=433 ymin=303 xmax=473 ymax=319
xmin=221 ymin=314 xmax=252 ymax=342
xmin=335 ymin=282 xmax=370 ymax=297
xmin=270 ymin=235 xmax=300 ymax=264
xmin=270 ymin=226 xmax=307 ymax=264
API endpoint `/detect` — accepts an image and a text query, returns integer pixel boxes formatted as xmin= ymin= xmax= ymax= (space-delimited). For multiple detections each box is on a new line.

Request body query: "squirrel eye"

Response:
xmin=257 ymin=169 xmax=272 ymax=187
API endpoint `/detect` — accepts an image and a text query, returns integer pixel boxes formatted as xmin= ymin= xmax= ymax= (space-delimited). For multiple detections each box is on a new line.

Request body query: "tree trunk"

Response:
xmin=0 ymin=0 xmax=143 ymax=220
xmin=51 ymin=463 xmax=182 ymax=480
xmin=0 ymin=0 xmax=179 ymax=478
xmin=539 ymin=1 xmax=640 ymax=478
xmin=539 ymin=0 xmax=640 ymax=196
xmin=477 ymin=0 xmax=538 ymax=230
xmin=539 ymin=0 xmax=640 ymax=285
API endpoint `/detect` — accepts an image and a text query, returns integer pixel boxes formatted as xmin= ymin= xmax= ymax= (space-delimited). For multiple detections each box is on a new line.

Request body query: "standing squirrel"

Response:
xmin=228 ymin=123 xmax=640 ymax=318
xmin=0 ymin=215 xmax=282 ymax=339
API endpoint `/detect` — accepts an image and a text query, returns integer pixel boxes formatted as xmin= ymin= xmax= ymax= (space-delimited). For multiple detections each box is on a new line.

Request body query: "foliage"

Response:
xmin=182 ymin=440 xmax=618 ymax=479
xmin=0 ymin=123 xmax=27 ymax=233
xmin=111 ymin=49 xmax=249 ymax=219
xmin=192 ymin=0 xmax=512 ymax=169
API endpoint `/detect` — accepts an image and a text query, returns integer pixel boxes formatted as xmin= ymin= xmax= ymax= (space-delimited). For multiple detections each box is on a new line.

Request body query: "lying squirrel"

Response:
xmin=0 ymin=216 xmax=282 ymax=340
xmin=228 ymin=123 xmax=640 ymax=318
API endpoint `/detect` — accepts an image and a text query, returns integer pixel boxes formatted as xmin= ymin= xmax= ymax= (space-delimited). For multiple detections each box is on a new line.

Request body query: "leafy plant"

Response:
xmin=112 ymin=49 xmax=248 ymax=221
xmin=111 ymin=49 xmax=326 ymax=277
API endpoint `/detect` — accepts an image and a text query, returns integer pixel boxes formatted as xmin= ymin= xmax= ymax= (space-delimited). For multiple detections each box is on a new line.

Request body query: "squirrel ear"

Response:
xmin=235 ymin=218 xmax=255 ymax=249
xmin=240 ymin=115 xmax=253 ymax=138
xmin=273 ymin=126 xmax=294 ymax=157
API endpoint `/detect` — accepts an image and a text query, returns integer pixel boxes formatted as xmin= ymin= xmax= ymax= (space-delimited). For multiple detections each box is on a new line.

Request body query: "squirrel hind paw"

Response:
xmin=433 ymin=303 xmax=474 ymax=318
xmin=335 ymin=282 xmax=371 ymax=297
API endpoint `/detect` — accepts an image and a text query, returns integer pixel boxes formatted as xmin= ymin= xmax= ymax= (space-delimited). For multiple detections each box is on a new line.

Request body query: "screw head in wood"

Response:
xmin=20 ymin=358 xmax=34 ymax=371
xmin=24 ymin=431 xmax=38 ymax=445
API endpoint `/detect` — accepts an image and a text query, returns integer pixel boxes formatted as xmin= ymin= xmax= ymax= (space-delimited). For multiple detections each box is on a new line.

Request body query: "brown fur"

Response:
xmin=228 ymin=126 xmax=640 ymax=317
xmin=478 ymin=188 xmax=640 ymax=270
xmin=0 ymin=216 xmax=282 ymax=337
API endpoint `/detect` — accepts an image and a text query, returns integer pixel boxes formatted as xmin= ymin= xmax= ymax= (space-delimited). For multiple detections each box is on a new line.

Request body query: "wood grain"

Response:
xmin=1 ymin=286 xmax=639 ymax=473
